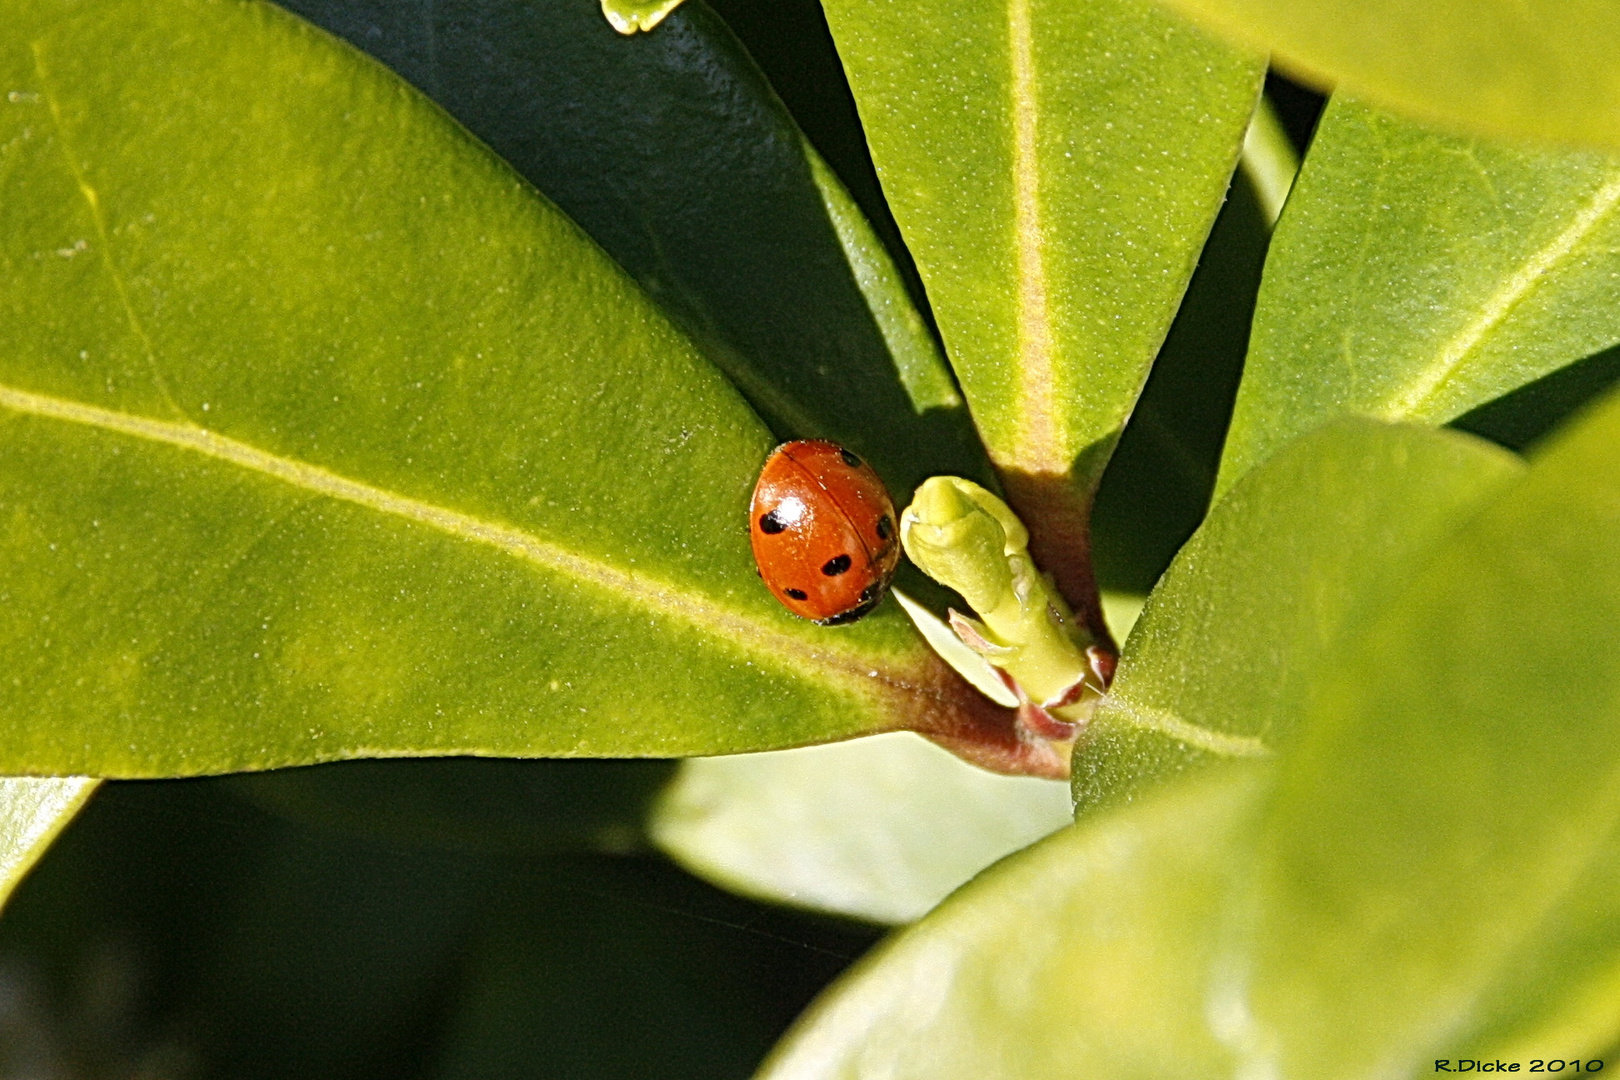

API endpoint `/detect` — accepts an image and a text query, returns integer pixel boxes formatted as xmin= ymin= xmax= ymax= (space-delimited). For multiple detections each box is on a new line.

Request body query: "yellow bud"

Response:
xmin=947 ymin=478 xmax=1029 ymax=555
xmin=901 ymin=477 xmax=1013 ymax=613
xmin=901 ymin=476 xmax=1099 ymax=714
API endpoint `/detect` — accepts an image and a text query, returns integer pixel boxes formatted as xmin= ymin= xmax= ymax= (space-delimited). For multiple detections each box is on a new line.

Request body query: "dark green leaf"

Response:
xmin=227 ymin=757 xmax=676 ymax=853
xmin=431 ymin=857 xmax=879 ymax=1079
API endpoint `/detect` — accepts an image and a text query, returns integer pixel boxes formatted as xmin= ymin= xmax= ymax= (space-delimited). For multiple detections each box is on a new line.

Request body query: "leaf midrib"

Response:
xmin=1007 ymin=0 xmax=1061 ymax=474
xmin=0 ymin=381 xmax=921 ymax=700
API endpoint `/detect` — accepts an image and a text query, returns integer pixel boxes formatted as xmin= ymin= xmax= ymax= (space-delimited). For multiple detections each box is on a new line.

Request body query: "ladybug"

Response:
xmin=750 ymin=440 xmax=901 ymax=625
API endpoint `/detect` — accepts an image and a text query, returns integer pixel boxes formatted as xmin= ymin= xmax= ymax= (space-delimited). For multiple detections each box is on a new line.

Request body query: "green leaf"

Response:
xmin=275 ymin=0 xmax=991 ymax=501
xmin=1155 ymin=0 xmax=1620 ymax=153
xmin=650 ymin=732 xmax=1072 ymax=925
xmin=1078 ymin=419 xmax=1523 ymax=812
xmin=819 ymin=0 xmax=1262 ymax=615
xmin=0 ymin=777 xmax=97 ymax=911
xmin=1453 ymin=340 xmax=1620 ymax=454
xmin=1229 ymin=386 xmax=1620 ymax=1075
xmin=1221 ymin=98 xmax=1620 ymax=492
xmin=0 ymin=776 xmax=503 ymax=1073
xmin=1239 ymin=97 xmax=1299 ymax=226
xmin=756 ymin=766 xmax=1268 ymax=1079
xmin=0 ymin=0 xmax=1010 ymax=776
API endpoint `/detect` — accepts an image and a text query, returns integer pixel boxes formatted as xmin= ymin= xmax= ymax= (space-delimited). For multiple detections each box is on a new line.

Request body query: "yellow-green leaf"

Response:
xmin=1221 ymin=98 xmax=1620 ymax=492
xmin=0 ymin=777 xmax=97 ymax=911
xmin=756 ymin=767 xmax=1267 ymax=1079
xmin=650 ymin=733 xmax=1072 ymax=924
xmin=1155 ymin=0 xmax=1620 ymax=153
xmin=275 ymin=0 xmax=991 ymax=501
xmin=0 ymin=0 xmax=1011 ymax=776
xmin=820 ymin=0 xmax=1262 ymax=616
xmin=1079 ymin=420 xmax=1523 ymax=811
xmin=1232 ymin=386 xmax=1620 ymax=1075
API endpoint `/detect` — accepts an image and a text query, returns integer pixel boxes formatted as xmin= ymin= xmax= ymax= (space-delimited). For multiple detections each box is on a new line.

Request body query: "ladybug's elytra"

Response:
xmin=749 ymin=440 xmax=901 ymax=625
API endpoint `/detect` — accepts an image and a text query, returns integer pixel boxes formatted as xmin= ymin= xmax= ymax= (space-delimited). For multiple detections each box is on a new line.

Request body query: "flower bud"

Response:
xmin=900 ymin=476 xmax=1103 ymax=720
xmin=900 ymin=477 xmax=1014 ymax=614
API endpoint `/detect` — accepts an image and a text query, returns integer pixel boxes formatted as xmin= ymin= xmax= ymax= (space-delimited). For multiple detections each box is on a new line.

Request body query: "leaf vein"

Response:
xmin=0 ymin=382 xmax=929 ymax=705
xmin=1381 ymin=169 xmax=1620 ymax=420
xmin=30 ymin=42 xmax=188 ymax=424
xmin=1102 ymin=696 xmax=1273 ymax=758
xmin=1008 ymin=0 xmax=1060 ymax=472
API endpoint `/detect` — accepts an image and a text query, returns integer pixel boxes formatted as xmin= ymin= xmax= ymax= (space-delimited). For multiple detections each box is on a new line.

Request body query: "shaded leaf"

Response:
xmin=1155 ymin=0 xmax=1620 ymax=153
xmin=0 ymin=777 xmax=97 ymax=912
xmin=0 ymin=777 xmax=492 ymax=1076
xmin=431 ymin=857 xmax=879 ymax=1080
xmin=1453 ymin=339 xmax=1620 ymax=454
xmin=275 ymin=0 xmax=989 ymax=502
xmin=819 ymin=0 xmax=1262 ymax=625
xmin=650 ymin=732 xmax=1072 ymax=925
xmin=701 ymin=0 xmax=927 ymax=324
xmin=1079 ymin=420 xmax=1523 ymax=811
xmin=227 ymin=757 xmax=676 ymax=853
xmin=0 ymin=0 xmax=1013 ymax=776
xmin=1228 ymin=386 xmax=1620 ymax=1075
xmin=1221 ymin=98 xmax=1620 ymax=492
xmin=1090 ymin=168 xmax=1271 ymax=595
xmin=756 ymin=767 xmax=1267 ymax=1080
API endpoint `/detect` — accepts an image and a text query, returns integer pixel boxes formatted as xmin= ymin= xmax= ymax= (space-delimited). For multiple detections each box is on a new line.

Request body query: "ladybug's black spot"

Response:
xmin=839 ymin=448 xmax=862 ymax=468
xmin=758 ymin=510 xmax=787 ymax=534
xmin=784 ymin=587 xmax=808 ymax=600
xmin=821 ymin=554 xmax=853 ymax=576
xmin=875 ymin=515 xmax=892 ymax=540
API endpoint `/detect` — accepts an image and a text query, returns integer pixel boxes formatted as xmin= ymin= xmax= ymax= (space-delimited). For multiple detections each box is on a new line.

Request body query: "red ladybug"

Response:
xmin=750 ymin=440 xmax=901 ymax=625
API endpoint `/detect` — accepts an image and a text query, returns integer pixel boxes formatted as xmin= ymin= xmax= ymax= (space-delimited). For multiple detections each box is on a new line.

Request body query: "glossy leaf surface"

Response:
xmin=651 ymin=733 xmax=1072 ymax=924
xmin=1156 ymin=0 xmax=1620 ymax=152
xmin=1222 ymin=98 xmax=1620 ymax=491
xmin=821 ymin=0 xmax=1261 ymax=621
xmin=757 ymin=767 xmax=1267 ymax=1079
xmin=0 ymin=0 xmax=1008 ymax=776
xmin=1230 ymin=387 xmax=1620 ymax=1076
xmin=0 ymin=778 xmax=97 ymax=911
xmin=275 ymin=0 xmax=989 ymax=502
xmin=1078 ymin=420 xmax=1523 ymax=810
xmin=821 ymin=0 xmax=1261 ymax=481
